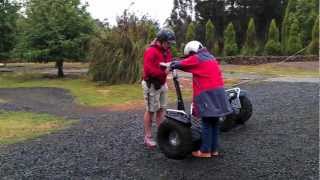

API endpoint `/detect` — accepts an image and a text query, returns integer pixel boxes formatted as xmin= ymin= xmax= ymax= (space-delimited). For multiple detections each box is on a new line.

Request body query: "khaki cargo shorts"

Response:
xmin=141 ymin=80 xmax=168 ymax=112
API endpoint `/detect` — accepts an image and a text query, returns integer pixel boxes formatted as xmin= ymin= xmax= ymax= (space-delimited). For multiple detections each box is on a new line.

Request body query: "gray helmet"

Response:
xmin=156 ymin=28 xmax=176 ymax=44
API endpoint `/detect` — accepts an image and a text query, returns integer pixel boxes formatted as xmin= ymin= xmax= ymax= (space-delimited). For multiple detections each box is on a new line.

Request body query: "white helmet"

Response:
xmin=183 ymin=40 xmax=204 ymax=56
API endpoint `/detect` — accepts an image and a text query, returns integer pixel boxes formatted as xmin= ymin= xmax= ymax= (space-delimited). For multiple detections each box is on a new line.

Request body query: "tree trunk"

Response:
xmin=56 ymin=59 xmax=64 ymax=78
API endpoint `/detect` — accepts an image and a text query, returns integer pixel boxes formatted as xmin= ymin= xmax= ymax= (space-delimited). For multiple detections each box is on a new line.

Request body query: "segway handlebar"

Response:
xmin=160 ymin=62 xmax=185 ymax=111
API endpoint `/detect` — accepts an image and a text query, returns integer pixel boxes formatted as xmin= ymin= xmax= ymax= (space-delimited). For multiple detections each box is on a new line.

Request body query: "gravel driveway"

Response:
xmin=0 ymin=82 xmax=318 ymax=180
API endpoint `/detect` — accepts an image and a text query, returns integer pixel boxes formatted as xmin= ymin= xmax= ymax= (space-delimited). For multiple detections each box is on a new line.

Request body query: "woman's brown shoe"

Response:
xmin=192 ymin=150 xmax=211 ymax=158
xmin=211 ymin=151 xmax=219 ymax=156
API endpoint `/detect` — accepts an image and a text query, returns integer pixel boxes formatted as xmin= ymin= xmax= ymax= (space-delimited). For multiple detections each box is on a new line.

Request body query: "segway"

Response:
xmin=157 ymin=65 xmax=253 ymax=160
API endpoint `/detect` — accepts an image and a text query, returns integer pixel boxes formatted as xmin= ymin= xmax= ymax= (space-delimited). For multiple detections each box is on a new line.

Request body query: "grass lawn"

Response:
xmin=0 ymin=98 xmax=6 ymax=103
xmin=0 ymin=111 xmax=73 ymax=145
xmin=0 ymin=72 xmax=195 ymax=107
xmin=1 ymin=62 xmax=315 ymax=108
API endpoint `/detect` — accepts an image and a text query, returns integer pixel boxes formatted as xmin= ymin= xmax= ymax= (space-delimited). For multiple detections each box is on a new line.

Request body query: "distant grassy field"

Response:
xmin=0 ymin=111 xmax=73 ymax=145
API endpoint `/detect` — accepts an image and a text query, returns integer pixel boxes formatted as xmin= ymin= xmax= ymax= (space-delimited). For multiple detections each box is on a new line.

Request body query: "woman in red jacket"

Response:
xmin=170 ymin=41 xmax=233 ymax=158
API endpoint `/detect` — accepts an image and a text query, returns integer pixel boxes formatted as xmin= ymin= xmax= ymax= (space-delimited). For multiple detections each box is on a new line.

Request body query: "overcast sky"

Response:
xmin=82 ymin=0 xmax=174 ymax=27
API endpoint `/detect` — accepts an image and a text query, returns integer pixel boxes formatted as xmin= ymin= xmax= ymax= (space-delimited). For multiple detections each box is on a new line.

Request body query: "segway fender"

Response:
xmin=239 ymin=90 xmax=247 ymax=97
xmin=165 ymin=109 xmax=191 ymax=127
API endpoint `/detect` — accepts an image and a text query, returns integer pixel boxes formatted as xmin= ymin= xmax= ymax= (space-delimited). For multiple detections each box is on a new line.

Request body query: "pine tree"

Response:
xmin=205 ymin=20 xmax=215 ymax=51
xmin=264 ymin=19 xmax=281 ymax=55
xmin=224 ymin=22 xmax=238 ymax=56
xmin=186 ymin=22 xmax=196 ymax=42
xmin=307 ymin=17 xmax=319 ymax=55
xmin=286 ymin=17 xmax=303 ymax=54
xmin=241 ymin=18 xmax=257 ymax=56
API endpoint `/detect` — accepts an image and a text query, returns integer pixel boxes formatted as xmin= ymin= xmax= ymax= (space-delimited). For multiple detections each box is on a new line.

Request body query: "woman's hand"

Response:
xmin=159 ymin=62 xmax=172 ymax=74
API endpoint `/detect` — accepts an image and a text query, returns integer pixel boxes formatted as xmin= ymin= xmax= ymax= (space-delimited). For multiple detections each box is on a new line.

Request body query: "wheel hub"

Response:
xmin=168 ymin=131 xmax=180 ymax=146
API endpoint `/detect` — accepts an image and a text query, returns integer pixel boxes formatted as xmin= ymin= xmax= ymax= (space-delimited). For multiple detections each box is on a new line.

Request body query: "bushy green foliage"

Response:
xmin=147 ymin=24 xmax=157 ymax=42
xmin=224 ymin=23 xmax=238 ymax=56
xmin=307 ymin=17 xmax=319 ymax=55
xmin=88 ymin=11 xmax=157 ymax=84
xmin=264 ymin=19 xmax=281 ymax=55
xmin=287 ymin=18 xmax=303 ymax=54
xmin=170 ymin=44 xmax=182 ymax=57
xmin=0 ymin=0 xmax=19 ymax=60
xmin=186 ymin=22 xmax=196 ymax=42
xmin=241 ymin=18 xmax=257 ymax=56
xmin=264 ymin=41 xmax=282 ymax=55
xmin=281 ymin=0 xmax=295 ymax=53
xmin=89 ymin=32 xmax=144 ymax=84
xmin=281 ymin=0 xmax=318 ymax=54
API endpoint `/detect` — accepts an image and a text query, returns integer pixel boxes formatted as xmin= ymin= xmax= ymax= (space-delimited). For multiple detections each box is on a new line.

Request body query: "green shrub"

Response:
xmin=264 ymin=40 xmax=282 ymax=55
xmin=307 ymin=17 xmax=319 ymax=55
xmin=224 ymin=22 xmax=239 ymax=56
xmin=286 ymin=18 xmax=303 ymax=54
xmin=241 ymin=18 xmax=257 ymax=56
xmin=88 ymin=10 xmax=158 ymax=84
xmin=186 ymin=22 xmax=196 ymax=42
xmin=205 ymin=20 xmax=215 ymax=50
xmin=264 ymin=19 xmax=281 ymax=55
xmin=88 ymin=31 xmax=144 ymax=84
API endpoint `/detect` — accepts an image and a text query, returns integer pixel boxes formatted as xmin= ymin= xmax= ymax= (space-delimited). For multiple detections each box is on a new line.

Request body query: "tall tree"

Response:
xmin=195 ymin=0 xmax=225 ymax=43
xmin=18 ymin=0 xmax=94 ymax=77
xmin=224 ymin=22 xmax=238 ymax=56
xmin=0 ymin=0 xmax=19 ymax=60
xmin=167 ymin=0 xmax=193 ymax=47
xmin=241 ymin=18 xmax=257 ymax=55
xmin=264 ymin=19 xmax=281 ymax=55
xmin=195 ymin=0 xmax=286 ymax=52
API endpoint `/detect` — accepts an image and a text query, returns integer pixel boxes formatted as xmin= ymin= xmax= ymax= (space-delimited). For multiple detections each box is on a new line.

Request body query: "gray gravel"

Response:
xmin=0 ymin=82 xmax=319 ymax=180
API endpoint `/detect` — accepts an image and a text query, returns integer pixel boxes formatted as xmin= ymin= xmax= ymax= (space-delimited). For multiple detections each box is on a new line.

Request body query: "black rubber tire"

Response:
xmin=157 ymin=119 xmax=193 ymax=160
xmin=220 ymin=115 xmax=236 ymax=132
xmin=236 ymin=96 xmax=253 ymax=124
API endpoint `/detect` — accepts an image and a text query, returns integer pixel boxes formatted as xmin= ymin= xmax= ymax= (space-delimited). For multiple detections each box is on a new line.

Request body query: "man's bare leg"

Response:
xmin=144 ymin=111 xmax=156 ymax=147
xmin=156 ymin=108 xmax=164 ymax=127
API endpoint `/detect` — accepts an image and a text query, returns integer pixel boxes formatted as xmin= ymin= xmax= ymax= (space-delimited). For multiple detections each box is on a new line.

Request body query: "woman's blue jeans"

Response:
xmin=200 ymin=117 xmax=220 ymax=152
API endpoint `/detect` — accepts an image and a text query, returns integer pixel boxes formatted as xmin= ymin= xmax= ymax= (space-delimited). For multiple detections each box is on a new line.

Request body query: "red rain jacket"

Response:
xmin=172 ymin=49 xmax=232 ymax=117
xmin=143 ymin=43 xmax=173 ymax=85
